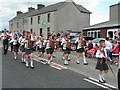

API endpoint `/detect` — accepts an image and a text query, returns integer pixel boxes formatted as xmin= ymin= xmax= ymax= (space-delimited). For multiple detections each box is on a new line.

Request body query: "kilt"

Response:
xmin=39 ymin=47 xmax=45 ymax=53
xmin=64 ymin=48 xmax=71 ymax=54
xmin=77 ymin=48 xmax=85 ymax=53
xmin=95 ymin=58 xmax=109 ymax=71
xmin=20 ymin=45 xmax=25 ymax=52
xmin=13 ymin=45 xmax=19 ymax=52
xmin=3 ymin=39 xmax=8 ymax=45
xmin=46 ymin=48 xmax=54 ymax=54
xmin=25 ymin=48 xmax=33 ymax=54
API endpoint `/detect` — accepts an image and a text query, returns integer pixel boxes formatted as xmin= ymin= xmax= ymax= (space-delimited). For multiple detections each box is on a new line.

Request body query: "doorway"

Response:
xmin=40 ymin=28 xmax=42 ymax=36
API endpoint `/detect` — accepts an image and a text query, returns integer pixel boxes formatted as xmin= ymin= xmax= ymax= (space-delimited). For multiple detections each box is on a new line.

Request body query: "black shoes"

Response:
xmin=99 ymin=79 xmax=106 ymax=83
xmin=30 ymin=66 xmax=34 ymax=69
xmin=84 ymin=63 xmax=88 ymax=65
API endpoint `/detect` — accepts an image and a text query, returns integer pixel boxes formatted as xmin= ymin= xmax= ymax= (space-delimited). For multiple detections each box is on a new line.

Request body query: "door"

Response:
xmin=40 ymin=28 xmax=42 ymax=36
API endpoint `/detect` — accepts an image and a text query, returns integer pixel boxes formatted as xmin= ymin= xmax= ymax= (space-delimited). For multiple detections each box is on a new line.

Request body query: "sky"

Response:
xmin=0 ymin=0 xmax=120 ymax=30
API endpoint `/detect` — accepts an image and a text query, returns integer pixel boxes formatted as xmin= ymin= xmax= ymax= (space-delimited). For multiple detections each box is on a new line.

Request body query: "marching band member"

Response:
xmin=0 ymin=29 xmax=10 ymax=55
xmin=12 ymin=33 xmax=20 ymax=60
xmin=75 ymin=33 xmax=88 ymax=65
xmin=46 ymin=34 xmax=54 ymax=65
xmin=53 ymin=35 xmax=58 ymax=58
xmin=9 ymin=31 xmax=15 ymax=52
xmin=24 ymin=32 xmax=36 ymax=68
xmin=62 ymin=33 xmax=71 ymax=65
xmin=96 ymin=40 xmax=109 ymax=83
xmin=61 ymin=35 xmax=71 ymax=61
xmin=37 ymin=35 xmax=45 ymax=58
xmin=19 ymin=31 xmax=27 ymax=63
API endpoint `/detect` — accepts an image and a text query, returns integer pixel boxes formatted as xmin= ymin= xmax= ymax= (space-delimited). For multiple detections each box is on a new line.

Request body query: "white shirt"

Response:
xmin=61 ymin=38 xmax=70 ymax=50
xmin=105 ymin=40 xmax=112 ymax=50
xmin=96 ymin=48 xmax=107 ymax=58
xmin=13 ymin=39 xmax=18 ymax=45
xmin=19 ymin=36 xmax=25 ymax=46
xmin=36 ymin=40 xmax=45 ymax=48
xmin=0 ymin=33 xmax=9 ymax=40
xmin=75 ymin=37 xmax=82 ymax=49
xmin=46 ymin=40 xmax=51 ymax=49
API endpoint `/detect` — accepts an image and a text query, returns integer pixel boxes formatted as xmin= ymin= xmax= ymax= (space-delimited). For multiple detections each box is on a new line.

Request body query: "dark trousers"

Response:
xmin=3 ymin=39 xmax=9 ymax=54
xmin=118 ymin=69 xmax=120 ymax=90
xmin=10 ymin=42 xmax=13 ymax=51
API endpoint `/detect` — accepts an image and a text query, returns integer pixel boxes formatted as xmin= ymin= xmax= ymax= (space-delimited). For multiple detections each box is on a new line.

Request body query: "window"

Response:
xmin=87 ymin=32 xmax=90 ymax=37
xmin=98 ymin=31 xmax=100 ymax=38
xmin=30 ymin=17 xmax=33 ymax=25
xmin=38 ymin=16 xmax=40 ymax=24
xmin=108 ymin=31 xmax=113 ymax=38
xmin=47 ymin=27 xmax=50 ymax=38
xmin=91 ymin=32 xmax=93 ymax=37
xmin=94 ymin=31 xmax=97 ymax=38
xmin=47 ymin=13 xmax=50 ymax=22
xmin=22 ymin=18 xmax=26 ymax=26
xmin=11 ymin=24 xmax=13 ymax=29
xmin=17 ymin=22 xmax=19 ymax=28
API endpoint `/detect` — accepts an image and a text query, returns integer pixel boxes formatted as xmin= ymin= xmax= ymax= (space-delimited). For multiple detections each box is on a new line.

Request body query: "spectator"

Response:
xmin=112 ymin=40 xmax=119 ymax=65
xmin=105 ymin=37 xmax=112 ymax=61
xmin=87 ymin=40 xmax=93 ymax=50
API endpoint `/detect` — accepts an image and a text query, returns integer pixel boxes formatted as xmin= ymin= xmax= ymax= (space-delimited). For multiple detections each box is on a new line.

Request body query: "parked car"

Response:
xmin=71 ymin=37 xmax=78 ymax=51
xmin=92 ymin=38 xmax=105 ymax=47
xmin=70 ymin=36 xmax=94 ymax=51
xmin=83 ymin=36 xmax=94 ymax=41
xmin=70 ymin=32 xmax=79 ymax=39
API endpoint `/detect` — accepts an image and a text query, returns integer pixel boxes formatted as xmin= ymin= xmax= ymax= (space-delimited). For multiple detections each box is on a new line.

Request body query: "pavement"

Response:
xmin=0 ymin=41 xmax=118 ymax=89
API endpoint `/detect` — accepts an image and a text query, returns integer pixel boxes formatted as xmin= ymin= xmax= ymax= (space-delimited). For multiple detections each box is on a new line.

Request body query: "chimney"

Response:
xmin=17 ymin=11 xmax=22 ymax=16
xmin=37 ymin=4 xmax=45 ymax=9
xmin=28 ymin=7 xmax=35 ymax=12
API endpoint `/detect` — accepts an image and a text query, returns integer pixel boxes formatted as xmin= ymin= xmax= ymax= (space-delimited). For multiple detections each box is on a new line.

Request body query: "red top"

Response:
xmin=112 ymin=44 xmax=119 ymax=54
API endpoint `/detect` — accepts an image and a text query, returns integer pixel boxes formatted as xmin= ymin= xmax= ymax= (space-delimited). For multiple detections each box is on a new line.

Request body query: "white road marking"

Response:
xmin=51 ymin=62 xmax=68 ymax=70
xmin=33 ymin=58 xmax=46 ymax=65
xmin=34 ymin=55 xmax=67 ymax=70
xmin=50 ymin=64 xmax=62 ymax=70
xmin=84 ymin=78 xmax=108 ymax=89
xmin=89 ymin=77 xmax=117 ymax=89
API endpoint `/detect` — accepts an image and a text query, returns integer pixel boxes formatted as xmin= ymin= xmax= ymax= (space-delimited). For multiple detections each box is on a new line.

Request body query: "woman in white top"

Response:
xmin=75 ymin=33 xmax=88 ymax=65
xmin=24 ymin=32 xmax=36 ymax=68
xmin=37 ymin=36 xmax=45 ymax=58
xmin=62 ymin=33 xmax=71 ymax=65
xmin=19 ymin=31 xmax=27 ymax=63
xmin=95 ymin=40 xmax=109 ymax=83
xmin=12 ymin=34 xmax=20 ymax=60
xmin=46 ymin=35 xmax=54 ymax=65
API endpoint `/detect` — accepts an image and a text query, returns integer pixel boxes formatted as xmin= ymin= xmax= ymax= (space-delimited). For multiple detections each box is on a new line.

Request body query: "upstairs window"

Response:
xmin=17 ymin=22 xmax=19 ymax=28
xmin=30 ymin=17 xmax=33 ymax=25
xmin=38 ymin=16 xmax=40 ymax=24
xmin=47 ymin=13 xmax=50 ymax=22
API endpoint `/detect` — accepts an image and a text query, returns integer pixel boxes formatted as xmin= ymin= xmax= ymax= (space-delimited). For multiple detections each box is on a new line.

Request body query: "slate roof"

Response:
xmin=9 ymin=1 xmax=91 ymax=22
xmin=83 ymin=20 xmax=120 ymax=30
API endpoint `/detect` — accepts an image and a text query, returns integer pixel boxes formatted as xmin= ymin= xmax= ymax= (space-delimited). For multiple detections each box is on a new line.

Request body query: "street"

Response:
xmin=1 ymin=43 xmax=118 ymax=89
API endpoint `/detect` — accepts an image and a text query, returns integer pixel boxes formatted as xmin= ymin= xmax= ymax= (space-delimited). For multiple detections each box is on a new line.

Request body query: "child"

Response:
xmin=95 ymin=40 xmax=109 ymax=83
xmin=46 ymin=35 xmax=54 ymax=65
xmin=37 ymin=36 xmax=45 ymax=58
xmin=75 ymin=33 xmax=88 ymax=65
xmin=13 ymin=34 xmax=20 ymax=60
xmin=62 ymin=33 xmax=71 ymax=65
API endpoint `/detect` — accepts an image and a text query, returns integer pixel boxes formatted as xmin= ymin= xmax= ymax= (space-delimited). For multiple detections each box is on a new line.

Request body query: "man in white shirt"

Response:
xmin=105 ymin=37 xmax=112 ymax=61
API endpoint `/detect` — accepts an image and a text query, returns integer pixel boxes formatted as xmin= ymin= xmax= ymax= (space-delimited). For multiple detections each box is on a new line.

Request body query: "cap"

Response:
xmin=99 ymin=40 xmax=105 ymax=43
